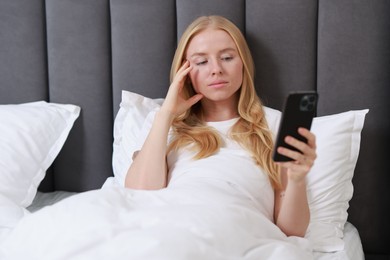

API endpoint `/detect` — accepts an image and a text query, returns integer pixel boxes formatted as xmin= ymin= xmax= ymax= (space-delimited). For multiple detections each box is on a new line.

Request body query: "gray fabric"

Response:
xmin=246 ymin=0 xmax=318 ymax=109
xmin=317 ymin=0 xmax=390 ymax=256
xmin=0 ymin=0 xmax=48 ymax=103
xmin=45 ymin=0 xmax=113 ymax=191
xmin=111 ymin=0 xmax=176 ymax=116
xmin=176 ymin=0 xmax=245 ymax=38
xmin=0 ymin=0 xmax=389 ymax=258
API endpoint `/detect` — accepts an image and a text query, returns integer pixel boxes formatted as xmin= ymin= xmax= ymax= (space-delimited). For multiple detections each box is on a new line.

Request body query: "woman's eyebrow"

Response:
xmin=189 ymin=48 xmax=237 ymax=58
xmin=190 ymin=52 xmax=207 ymax=58
xmin=219 ymin=47 xmax=237 ymax=54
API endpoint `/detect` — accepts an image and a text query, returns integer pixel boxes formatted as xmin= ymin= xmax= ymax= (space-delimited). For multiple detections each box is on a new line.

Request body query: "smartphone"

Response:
xmin=272 ymin=91 xmax=318 ymax=162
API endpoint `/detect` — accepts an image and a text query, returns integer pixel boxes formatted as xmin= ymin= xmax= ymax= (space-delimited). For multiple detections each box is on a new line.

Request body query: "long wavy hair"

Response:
xmin=168 ymin=15 xmax=280 ymax=189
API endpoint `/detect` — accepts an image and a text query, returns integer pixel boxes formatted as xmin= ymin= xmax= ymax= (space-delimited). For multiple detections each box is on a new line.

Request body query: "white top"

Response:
xmin=166 ymin=117 xmax=275 ymax=221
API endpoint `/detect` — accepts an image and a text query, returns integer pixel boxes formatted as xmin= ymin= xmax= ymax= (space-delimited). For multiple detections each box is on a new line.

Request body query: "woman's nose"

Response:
xmin=210 ymin=60 xmax=223 ymax=75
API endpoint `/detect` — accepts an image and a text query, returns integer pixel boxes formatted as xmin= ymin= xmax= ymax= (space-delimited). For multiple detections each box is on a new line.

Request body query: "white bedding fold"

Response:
xmin=0 ymin=183 xmax=313 ymax=260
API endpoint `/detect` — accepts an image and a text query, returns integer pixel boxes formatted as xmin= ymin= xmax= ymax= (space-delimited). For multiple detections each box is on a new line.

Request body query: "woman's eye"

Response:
xmin=196 ymin=60 xmax=207 ymax=66
xmin=222 ymin=56 xmax=233 ymax=61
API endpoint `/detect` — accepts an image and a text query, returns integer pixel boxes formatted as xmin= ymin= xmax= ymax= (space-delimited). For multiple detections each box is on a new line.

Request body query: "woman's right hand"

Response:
xmin=161 ymin=60 xmax=203 ymax=119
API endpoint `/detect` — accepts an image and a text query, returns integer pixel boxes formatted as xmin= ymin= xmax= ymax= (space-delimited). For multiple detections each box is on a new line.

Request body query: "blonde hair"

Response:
xmin=168 ymin=15 xmax=280 ymax=189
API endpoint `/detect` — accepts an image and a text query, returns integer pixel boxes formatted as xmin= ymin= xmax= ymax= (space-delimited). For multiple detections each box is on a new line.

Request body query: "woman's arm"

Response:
xmin=274 ymin=168 xmax=310 ymax=237
xmin=125 ymin=61 xmax=203 ymax=190
xmin=274 ymin=127 xmax=316 ymax=237
xmin=125 ymin=110 xmax=173 ymax=190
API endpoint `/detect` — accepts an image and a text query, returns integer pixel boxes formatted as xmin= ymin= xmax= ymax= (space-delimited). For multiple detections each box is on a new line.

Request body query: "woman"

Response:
xmin=1 ymin=15 xmax=317 ymax=260
xmin=125 ymin=15 xmax=317 ymax=238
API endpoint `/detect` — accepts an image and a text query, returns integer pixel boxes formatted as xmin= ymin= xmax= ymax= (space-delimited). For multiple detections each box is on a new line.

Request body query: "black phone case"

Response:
xmin=272 ymin=91 xmax=318 ymax=162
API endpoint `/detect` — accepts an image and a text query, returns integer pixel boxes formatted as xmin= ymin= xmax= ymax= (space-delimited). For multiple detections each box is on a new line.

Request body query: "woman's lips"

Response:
xmin=208 ymin=81 xmax=228 ymax=88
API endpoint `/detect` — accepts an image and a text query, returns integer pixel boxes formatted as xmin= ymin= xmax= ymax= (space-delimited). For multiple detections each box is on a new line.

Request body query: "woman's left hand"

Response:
xmin=276 ymin=127 xmax=317 ymax=183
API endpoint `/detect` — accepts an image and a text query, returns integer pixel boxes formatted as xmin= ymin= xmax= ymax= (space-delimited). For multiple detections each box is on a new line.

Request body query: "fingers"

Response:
xmin=278 ymin=128 xmax=316 ymax=159
xmin=174 ymin=60 xmax=192 ymax=85
xmin=298 ymin=127 xmax=316 ymax=150
xmin=276 ymin=128 xmax=317 ymax=181
xmin=162 ymin=60 xmax=202 ymax=117
xmin=167 ymin=60 xmax=192 ymax=98
xmin=186 ymin=93 xmax=204 ymax=107
xmin=166 ymin=61 xmax=191 ymax=97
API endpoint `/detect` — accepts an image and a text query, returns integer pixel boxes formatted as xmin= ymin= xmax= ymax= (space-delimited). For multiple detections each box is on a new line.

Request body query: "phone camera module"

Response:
xmin=300 ymin=95 xmax=316 ymax=112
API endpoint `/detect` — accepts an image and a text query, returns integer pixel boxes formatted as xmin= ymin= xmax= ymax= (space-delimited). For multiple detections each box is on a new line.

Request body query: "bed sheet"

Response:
xmin=314 ymin=222 xmax=364 ymax=260
xmin=1 ymin=188 xmax=364 ymax=260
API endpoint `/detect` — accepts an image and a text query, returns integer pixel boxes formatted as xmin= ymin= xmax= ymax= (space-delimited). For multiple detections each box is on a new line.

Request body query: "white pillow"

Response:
xmin=304 ymin=109 xmax=368 ymax=252
xmin=112 ymin=91 xmax=163 ymax=186
xmin=0 ymin=101 xmax=80 ymax=208
xmin=112 ymin=90 xmax=368 ymax=252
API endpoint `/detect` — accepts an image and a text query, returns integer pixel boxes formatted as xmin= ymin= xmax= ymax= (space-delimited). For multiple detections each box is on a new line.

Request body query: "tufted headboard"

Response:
xmin=0 ymin=0 xmax=389 ymax=258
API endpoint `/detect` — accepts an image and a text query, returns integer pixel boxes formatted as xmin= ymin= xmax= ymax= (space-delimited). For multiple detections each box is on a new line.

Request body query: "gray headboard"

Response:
xmin=0 ymin=0 xmax=389 ymax=258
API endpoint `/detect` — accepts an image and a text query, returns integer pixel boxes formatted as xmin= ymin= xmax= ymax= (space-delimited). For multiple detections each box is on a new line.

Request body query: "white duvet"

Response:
xmin=0 ymin=119 xmax=313 ymax=260
xmin=0 ymin=185 xmax=312 ymax=260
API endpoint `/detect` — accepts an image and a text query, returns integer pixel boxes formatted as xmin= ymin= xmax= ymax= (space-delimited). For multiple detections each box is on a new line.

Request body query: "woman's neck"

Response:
xmin=201 ymin=100 xmax=239 ymax=122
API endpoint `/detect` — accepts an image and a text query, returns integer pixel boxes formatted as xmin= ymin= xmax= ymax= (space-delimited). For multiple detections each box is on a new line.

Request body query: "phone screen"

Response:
xmin=272 ymin=91 xmax=318 ymax=162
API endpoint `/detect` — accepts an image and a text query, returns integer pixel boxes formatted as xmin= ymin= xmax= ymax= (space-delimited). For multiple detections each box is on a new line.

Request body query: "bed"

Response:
xmin=0 ymin=0 xmax=389 ymax=259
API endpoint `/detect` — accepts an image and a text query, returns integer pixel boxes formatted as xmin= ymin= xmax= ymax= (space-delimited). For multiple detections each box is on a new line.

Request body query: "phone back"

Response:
xmin=272 ymin=92 xmax=318 ymax=162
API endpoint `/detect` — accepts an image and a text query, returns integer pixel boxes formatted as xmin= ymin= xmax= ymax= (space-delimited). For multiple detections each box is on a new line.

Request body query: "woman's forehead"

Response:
xmin=186 ymin=29 xmax=237 ymax=56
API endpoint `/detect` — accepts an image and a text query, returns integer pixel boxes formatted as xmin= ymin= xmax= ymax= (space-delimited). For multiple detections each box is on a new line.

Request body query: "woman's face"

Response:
xmin=185 ymin=28 xmax=243 ymax=105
